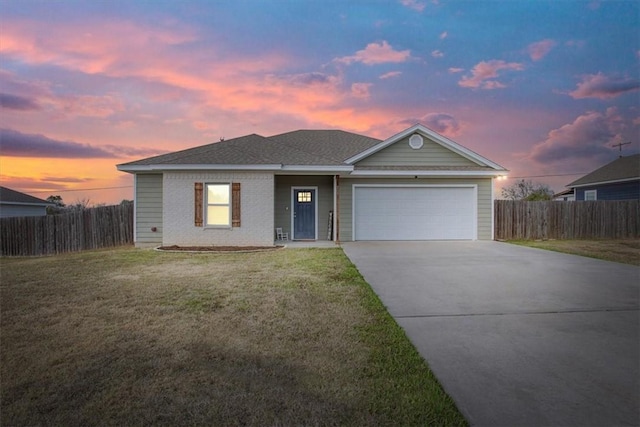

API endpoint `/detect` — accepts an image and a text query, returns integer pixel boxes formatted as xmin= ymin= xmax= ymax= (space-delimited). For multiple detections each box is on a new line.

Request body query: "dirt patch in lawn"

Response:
xmin=509 ymin=239 xmax=640 ymax=266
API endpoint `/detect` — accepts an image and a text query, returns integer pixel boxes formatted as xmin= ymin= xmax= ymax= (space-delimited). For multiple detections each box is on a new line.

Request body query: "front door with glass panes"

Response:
xmin=293 ymin=188 xmax=316 ymax=239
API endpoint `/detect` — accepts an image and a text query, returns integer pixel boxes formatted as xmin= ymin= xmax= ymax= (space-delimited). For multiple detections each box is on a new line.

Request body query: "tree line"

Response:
xmin=45 ymin=195 xmax=132 ymax=214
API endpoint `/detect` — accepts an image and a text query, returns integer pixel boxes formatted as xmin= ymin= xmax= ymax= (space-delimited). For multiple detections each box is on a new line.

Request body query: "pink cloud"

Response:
xmin=528 ymin=109 xmax=624 ymax=165
xmin=527 ymin=39 xmax=556 ymax=61
xmin=379 ymin=71 xmax=402 ymax=79
xmin=459 ymin=60 xmax=524 ymax=89
xmin=569 ymin=73 xmax=640 ymax=100
xmin=351 ymin=83 xmax=373 ymax=99
xmin=448 ymin=67 xmax=464 ymax=74
xmin=399 ymin=0 xmax=426 ymax=12
xmin=336 ymin=41 xmax=411 ymax=65
xmin=439 ymin=31 xmax=448 ymax=40
xmin=431 ymin=50 xmax=444 ymax=58
xmin=0 ymin=18 xmax=405 ymax=145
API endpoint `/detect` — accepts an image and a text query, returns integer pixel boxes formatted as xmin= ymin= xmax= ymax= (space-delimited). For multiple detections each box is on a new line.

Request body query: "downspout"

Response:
xmin=335 ymin=174 xmax=340 ymax=244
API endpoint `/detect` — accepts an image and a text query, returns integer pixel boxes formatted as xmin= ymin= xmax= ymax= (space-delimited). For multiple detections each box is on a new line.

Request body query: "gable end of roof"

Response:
xmin=345 ymin=123 xmax=507 ymax=170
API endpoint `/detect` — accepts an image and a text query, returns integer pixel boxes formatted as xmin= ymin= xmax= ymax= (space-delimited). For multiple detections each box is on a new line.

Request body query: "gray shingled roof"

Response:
xmin=119 ymin=130 xmax=382 ymax=167
xmin=0 ymin=186 xmax=52 ymax=205
xmin=568 ymin=154 xmax=640 ymax=187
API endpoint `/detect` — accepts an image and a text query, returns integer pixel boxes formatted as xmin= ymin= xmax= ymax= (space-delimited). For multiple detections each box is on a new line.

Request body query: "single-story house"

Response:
xmin=117 ymin=124 xmax=508 ymax=247
xmin=0 ymin=186 xmax=54 ymax=218
xmin=567 ymin=154 xmax=640 ymax=201
xmin=552 ymin=189 xmax=575 ymax=201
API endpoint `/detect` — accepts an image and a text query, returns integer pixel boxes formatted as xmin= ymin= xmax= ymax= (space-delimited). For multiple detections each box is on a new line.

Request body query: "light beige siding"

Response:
xmin=135 ymin=174 xmax=163 ymax=246
xmin=356 ymin=135 xmax=478 ymax=167
xmin=338 ymin=178 xmax=493 ymax=241
xmin=274 ymin=175 xmax=334 ymax=240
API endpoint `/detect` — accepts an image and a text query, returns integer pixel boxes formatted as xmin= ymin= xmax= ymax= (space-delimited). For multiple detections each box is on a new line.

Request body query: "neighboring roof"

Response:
xmin=568 ymin=154 xmax=640 ymax=187
xmin=0 ymin=186 xmax=53 ymax=206
xmin=553 ymin=189 xmax=575 ymax=198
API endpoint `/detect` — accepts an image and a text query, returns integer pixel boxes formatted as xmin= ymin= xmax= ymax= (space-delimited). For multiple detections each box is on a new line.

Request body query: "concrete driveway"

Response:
xmin=342 ymin=241 xmax=640 ymax=427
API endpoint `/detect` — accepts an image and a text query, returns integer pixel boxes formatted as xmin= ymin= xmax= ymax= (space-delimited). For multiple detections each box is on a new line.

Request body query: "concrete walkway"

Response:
xmin=342 ymin=241 xmax=640 ymax=427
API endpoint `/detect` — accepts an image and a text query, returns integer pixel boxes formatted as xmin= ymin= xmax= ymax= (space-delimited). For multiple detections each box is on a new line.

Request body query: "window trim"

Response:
xmin=205 ymin=183 xmax=232 ymax=228
xmin=584 ymin=189 xmax=597 ymax=201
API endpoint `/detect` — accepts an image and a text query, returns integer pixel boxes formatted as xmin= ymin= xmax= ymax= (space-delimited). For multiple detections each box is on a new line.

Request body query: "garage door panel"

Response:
xmin=354 ymin=186 xmax=476 ymax=240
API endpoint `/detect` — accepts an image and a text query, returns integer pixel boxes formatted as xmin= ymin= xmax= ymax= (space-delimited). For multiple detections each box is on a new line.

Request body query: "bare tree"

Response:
xmin=501 ymin=179 xmax=554 ymax=201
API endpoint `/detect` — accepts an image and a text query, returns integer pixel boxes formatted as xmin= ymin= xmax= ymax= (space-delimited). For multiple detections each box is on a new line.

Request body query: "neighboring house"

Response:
xmin=117 ymin=124 xmax=508 ymax=247
xmin=553 ymin=189 xmax=575 ymax=201
xmin=567 ymin=154 xmax=640 ymax=201
xmin=0 ymin=186 xmax=54 ymax=218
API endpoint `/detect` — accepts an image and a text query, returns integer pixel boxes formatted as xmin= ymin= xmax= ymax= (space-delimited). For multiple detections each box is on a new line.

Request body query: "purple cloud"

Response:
xmin=0 ymin=128 xmax=168 ymax=158
xmin=399 ymin=112 xmax=461 ymax=137
xmin=287 ymin=72 xmax=336 ymax=86
xmin=569 ymin=73 xmax=640 ymax=99
xmin=0 ymin=128 xmax=115 ymax=158
xmin=0 ymin=93 xmax=40 ymax=110
xmin=103 ymin=145 xmax=170 ymax=157
xmin=529 ymin=110 xmax=622 ymax=164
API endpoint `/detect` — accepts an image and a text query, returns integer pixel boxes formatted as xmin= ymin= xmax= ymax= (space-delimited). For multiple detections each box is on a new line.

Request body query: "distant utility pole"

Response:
xmin=611 ymin=141 xmax=631 ymax=157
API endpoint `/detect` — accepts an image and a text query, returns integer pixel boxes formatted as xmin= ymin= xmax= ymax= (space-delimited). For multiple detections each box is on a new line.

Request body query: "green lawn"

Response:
xmin=1 ymin=247 xmax=466 ymax=426
xmin=508 ymin=239 xmax=640 ymax=266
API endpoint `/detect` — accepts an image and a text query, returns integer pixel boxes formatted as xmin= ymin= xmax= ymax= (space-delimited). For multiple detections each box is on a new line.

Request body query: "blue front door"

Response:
xmin=294 ymin=189 xmax=316 ymax=240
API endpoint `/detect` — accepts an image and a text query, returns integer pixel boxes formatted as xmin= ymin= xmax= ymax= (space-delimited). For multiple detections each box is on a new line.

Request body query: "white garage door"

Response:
xmin=353 ymin=186 xmax=476 ymax=240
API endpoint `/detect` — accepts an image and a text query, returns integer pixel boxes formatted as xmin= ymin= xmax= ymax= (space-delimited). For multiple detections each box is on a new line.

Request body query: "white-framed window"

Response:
xmin=206 ymin=183 xmax=231 ymax=226
xmin=584 ymin=190 xmax=597 ymax=201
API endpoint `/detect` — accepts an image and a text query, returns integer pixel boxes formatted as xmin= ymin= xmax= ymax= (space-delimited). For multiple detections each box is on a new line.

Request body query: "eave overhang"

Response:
xmin=348 ymin=169 xmax=508 ymax=178
xmin=117 ymin=163 xmax=355 ymax=174
xmin=569 ymin=177 xmax=640 ymax=188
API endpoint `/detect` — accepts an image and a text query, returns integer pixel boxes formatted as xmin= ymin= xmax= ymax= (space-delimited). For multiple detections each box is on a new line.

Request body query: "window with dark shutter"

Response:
xmin=232 ymin=183 xmax=241 ymax=227
xmin=194 ymin=182 xmax=203 ymax=227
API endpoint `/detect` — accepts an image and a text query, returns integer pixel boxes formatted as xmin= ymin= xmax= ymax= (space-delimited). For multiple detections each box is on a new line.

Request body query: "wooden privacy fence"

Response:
xmin=494 ymin=200 xmax=640 ymax=240
xmin=1 ymin=203 xmax=134 ymax=256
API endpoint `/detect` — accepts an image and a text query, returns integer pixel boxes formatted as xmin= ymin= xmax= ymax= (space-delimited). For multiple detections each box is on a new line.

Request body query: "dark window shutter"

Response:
xmin=232 ymin=183 xmax=241 ymax=227
xmin=194 ymin=182 xmax=203 ymax=227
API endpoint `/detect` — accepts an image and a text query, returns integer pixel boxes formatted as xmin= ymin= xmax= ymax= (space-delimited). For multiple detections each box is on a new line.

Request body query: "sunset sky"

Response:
xmin=1 ymin=0 xmax=638 ymax=205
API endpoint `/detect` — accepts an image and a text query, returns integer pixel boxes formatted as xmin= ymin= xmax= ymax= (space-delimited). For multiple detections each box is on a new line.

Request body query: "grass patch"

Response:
xmin=508 ymin=239 xmax=640 ymax=266
xmin=1 ymin=247 xmax=466 ymax=426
